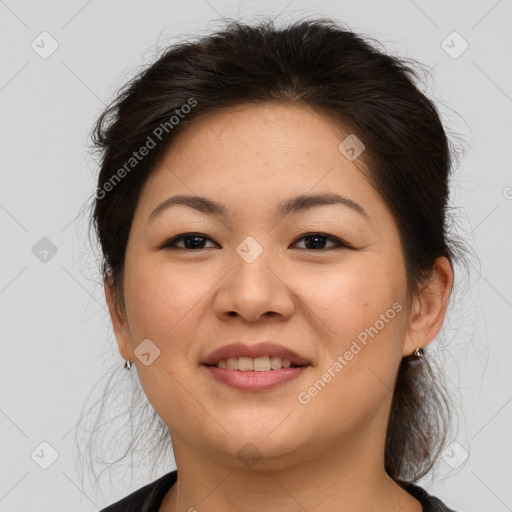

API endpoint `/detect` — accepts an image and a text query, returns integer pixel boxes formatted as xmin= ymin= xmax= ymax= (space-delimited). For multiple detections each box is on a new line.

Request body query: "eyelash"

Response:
xmin=160 ymin=232 xmax=352 ymax=251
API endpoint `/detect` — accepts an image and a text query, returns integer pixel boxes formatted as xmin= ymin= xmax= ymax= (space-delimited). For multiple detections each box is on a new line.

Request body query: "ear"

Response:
xmin=403 ymin=256 xmax=454 ymax=358
xmin=104 ymin=277 xmax=135 ymax=361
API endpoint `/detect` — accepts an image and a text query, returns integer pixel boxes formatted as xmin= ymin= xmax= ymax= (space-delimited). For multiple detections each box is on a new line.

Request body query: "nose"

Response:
xmin=213 ymin=243 xmax=295 ymax=323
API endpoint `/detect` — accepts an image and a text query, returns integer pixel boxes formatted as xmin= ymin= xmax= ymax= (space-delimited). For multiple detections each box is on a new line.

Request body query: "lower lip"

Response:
xmin=203 ymin=365 xmax=308 ymax=391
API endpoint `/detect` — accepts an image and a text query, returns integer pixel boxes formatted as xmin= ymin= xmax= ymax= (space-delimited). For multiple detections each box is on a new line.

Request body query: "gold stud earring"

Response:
xmin=404 ymin=347 xmax=424 ymax=362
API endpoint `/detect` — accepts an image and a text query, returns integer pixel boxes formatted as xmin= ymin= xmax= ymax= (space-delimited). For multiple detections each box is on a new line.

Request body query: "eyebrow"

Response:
xmin=148 ymin=192 xmax=369 ymax=223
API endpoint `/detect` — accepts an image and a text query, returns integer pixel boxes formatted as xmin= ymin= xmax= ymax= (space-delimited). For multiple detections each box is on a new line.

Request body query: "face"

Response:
xmin=111 ymin=103 xmax=418 ymax=469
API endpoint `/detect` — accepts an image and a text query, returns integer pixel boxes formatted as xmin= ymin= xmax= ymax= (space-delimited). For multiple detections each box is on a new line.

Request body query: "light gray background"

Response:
xmin=1 ymin=0 xmax=511 ymax=510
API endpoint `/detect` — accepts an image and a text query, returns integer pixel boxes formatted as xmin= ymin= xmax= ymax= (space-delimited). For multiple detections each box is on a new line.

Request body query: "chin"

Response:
xmin=216 ymin=421 xmax=312 ymax=467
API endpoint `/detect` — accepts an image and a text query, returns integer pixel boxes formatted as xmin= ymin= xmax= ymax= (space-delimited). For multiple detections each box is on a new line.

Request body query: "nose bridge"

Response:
xmin=231 ymin=234 xmax=277 ymax=296
xmin=214 ymin=234 xmax=293 ymax=321
xmin=235 ymin=235 xmax=266 ymax=266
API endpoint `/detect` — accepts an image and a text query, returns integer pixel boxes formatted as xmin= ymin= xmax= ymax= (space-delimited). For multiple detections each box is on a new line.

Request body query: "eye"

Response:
xmin=160 ymin=233 xmax=217 ymax=250
xmin=160 ymin=232 xmax=351 ymax=251
xmin=292 ymin=233 xmax=351 ymax=250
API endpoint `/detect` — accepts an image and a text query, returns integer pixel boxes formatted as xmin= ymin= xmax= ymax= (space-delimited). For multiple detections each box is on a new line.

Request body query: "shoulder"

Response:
xmin=397 ymin=479 xmax=460 ymax=512
xmin=98 ymin=470 xmax=177 ymax=512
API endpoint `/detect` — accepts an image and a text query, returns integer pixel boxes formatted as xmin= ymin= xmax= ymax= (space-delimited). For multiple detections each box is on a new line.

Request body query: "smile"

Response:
xmin=210 ymin=355 xmax=301 ymax=371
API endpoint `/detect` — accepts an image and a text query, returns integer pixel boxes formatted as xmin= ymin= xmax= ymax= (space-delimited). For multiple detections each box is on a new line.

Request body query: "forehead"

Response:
xmin=136 ymin=103 xmax=390 ymax=228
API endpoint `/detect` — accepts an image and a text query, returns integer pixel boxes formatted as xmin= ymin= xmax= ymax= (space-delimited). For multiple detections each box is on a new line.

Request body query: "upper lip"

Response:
xmin=201 ymin=342 xmax=310 ymax=366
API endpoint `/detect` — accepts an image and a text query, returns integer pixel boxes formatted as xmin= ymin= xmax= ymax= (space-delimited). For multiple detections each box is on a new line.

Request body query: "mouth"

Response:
xmin=205 ymin=355 xmax=304 ymax=371
xmin=201 ymin=341 xmax=310 ymax=367
xmin=201 ymin=342 xmax=311 ymax=391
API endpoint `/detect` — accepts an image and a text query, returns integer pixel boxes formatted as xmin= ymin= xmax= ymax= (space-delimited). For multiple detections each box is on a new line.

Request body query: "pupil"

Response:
xmin=186 ymin=236 xmax=204 ymax=249
xmin=306 ymin=235 xmax=325 ymax=249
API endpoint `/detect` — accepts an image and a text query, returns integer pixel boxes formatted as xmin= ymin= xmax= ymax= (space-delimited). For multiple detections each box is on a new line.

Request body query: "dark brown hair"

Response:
xmin=83 ymin=16 xmax=470 ymax=487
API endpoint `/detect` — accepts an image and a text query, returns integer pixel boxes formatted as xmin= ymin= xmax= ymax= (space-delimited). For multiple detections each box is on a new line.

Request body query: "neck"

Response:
xmin=159 ymin=428 xmax=422 ymax=512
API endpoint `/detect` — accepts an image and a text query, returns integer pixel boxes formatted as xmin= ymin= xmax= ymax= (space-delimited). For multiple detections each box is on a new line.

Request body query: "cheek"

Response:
xmin=294 ymin=259 xmax=405 ymax=353
xmin=123 ymin=258 xmax=206 ymax=342
xmin=288 ymin=262 xmax=407 ymax=442
xmin=122 ymin=260 xmax=209 ymax=424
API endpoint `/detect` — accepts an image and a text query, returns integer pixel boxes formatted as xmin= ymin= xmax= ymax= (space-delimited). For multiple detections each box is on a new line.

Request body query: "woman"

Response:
xmin=87 ymin=17 xmax=465 ymax=512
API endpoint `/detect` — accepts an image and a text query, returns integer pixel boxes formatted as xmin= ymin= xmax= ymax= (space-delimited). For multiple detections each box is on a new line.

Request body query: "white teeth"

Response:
xmin=226 ymin=357 xmax=238 ymax=370
xmin=215 ymin=356 xmax=297 ymax=370
xmin=254 ymin=356 xmax=270 ymax=371
xmin=238 ymin=357 xmax=253 ymax=371
xmin=270 ymin=356 xmax=282 ymax=369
